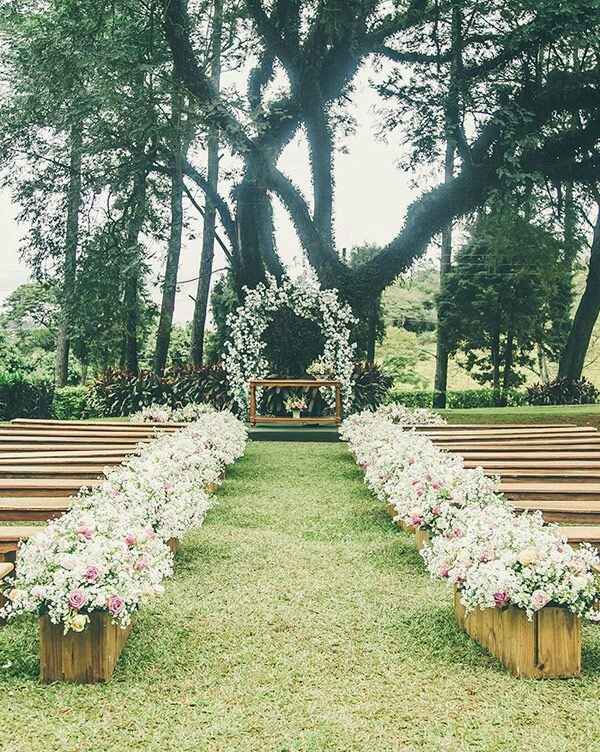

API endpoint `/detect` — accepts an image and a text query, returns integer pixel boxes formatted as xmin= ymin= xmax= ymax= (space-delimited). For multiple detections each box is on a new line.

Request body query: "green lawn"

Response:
xmin=3 ymin=441 xmax=600 ymax=751
xmin=440 ymin=403 xmax=600 ymax=429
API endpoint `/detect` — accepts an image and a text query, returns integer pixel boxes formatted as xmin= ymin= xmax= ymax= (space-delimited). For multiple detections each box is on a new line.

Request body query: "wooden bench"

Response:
xmin=0 ymin=452 xmax=131 ymax=465
xmin=511 ymin=499 xmax=600 ymax=525
xmin=0 ymin=498 xmax=72 ymax=522
xmin=12 ymin=418 xmax=183 ymax=430
xmin=558 ymin=526 xmax=600 ymax=548
xmin=0 ymin=525 xmax=44 ymax=560
xmin=0 ymin=442 xmax=146 ymax=453
xmin=482 ymin=469 xmax=600 ymax=483
xmin=0 ymin=432 xmax=149 ymax=444
xmin=500 ymin=482 xmax=600 ymax=502
xmin=0 ymin=478 xmax=101 ymax=498
xmin=0 ymin=466 xmax=107 ymax=479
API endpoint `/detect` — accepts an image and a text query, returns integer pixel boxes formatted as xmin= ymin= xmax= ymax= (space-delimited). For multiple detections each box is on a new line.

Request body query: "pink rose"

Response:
xmin=143 ymin=527 xmax=157 ymax=541
xmin=431 ymin=506 xmax=441 ymax=517
xmin=164 ymin=483 xmax=174 ymax=494
xmin=124 ymin=533 xmax=137 ymax=547
xmin=107 ymin=595 xmax=125 ymax=615
xmin=134 ymin=557 xmax=149 ymax=571
xmin=531 ymin=590 xmax=550 ymax=610
xmin=493 ymin=591 xmax=509 ymax=608
xmin=408 ymin=514 xmax=423 ymax=528
xmin=68 ymin=589 xmax=88 ymax=610
xmin=439 ymin=565 xmax=450 ymax=578
xmin=77 ymin=525 xmax=93 ymax=541
xmin=84 ymin=566 xmax=100 ymax=583
xmin=431 ymin=481 xmax=441 ymax=490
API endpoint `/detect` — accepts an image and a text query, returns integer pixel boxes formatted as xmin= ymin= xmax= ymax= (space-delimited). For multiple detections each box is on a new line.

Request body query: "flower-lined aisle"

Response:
xmin=1 ymin=410 xmax=247 ymax=636
xmin=342 ymin=405 xmax=600 ymax=675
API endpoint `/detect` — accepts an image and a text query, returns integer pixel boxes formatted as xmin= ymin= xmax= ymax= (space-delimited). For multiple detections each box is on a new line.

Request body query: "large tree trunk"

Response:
xmin=432 ymin=139 xmax=455 ymax=408
xmin=154 ymin=84 xmax=186 ymax=375
xmin=123 ymin=164 xmax=148 ymax=374
xmin=190 ymin=0 xmax=224 ymax=366
xmin=558 ymin=201 xmax=600 ymax=380
xmin=55 ymin=124 xmax=82 ymax=386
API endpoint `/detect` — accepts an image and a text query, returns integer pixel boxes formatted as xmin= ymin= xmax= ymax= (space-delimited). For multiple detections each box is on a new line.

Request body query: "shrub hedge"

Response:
xmin=0 ymin=373 xmax=54 ymax=421
xmin=387 ymin=388 xmax=528 ymax=409
xmin=52 ymin=386 xmax=96 ymax=420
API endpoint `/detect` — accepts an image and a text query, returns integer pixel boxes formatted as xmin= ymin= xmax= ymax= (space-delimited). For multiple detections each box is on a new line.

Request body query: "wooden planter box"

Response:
xmin=206 ymin=482 xmax=219 ymax=495
xmin=167 ymin=537 xmax=179 ymax=555
xmin=39 ymin=612 xmax=132 ymax=683
xmin=415 ymin=528 xmax=430 ymax=551
xmin=386 ymin=503 xmax=415 ymax=534
xmin=453 ymin=588 xmax=581 ymax=678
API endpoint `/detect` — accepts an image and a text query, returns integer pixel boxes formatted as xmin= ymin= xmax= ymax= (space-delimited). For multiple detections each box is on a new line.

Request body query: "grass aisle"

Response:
xmin=3 ymin=441 xmax=600 ymax=751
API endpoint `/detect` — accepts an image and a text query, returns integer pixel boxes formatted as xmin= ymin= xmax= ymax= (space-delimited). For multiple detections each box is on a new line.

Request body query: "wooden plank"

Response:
xmin=559 ymin=525 xmax=600 ymax=545
xmin=0 ymin=478 xmax=100 ymax=497
xmin=0 ymin=443 xmax=141 ymax=453
xmin=454 ymin=588 xmax=581 ymax=678
xmin=0 ymin=452 xmax=130 ymax=465
xmin=250 ymin=379 xmax=340 ymax=387
xmin=425 ymin=426 xmax=596 ymax=437
xmin=0 ymin=525 xmax=43 ymax=542
xmin=0 ymin=430 xmax=150 ymax=442
xmin=432 ymin=436 xmax=600 ymax=447
xmin=0 ymin=498 xmax=71 ymax=521
xmin=464 ymin=459 xmax=600 ymax=469
xmin=252 ymin=416 xmax=338 ymax=424
xmin=0 ymin=466 xmax=107 ymax=479
xmin=484 ymin=469 xmax=600 ymax=483
xmin=511 ymin=500 xmax=600 ymax=525
xmin=414 ymin=423 xmax=577 ymax=431
xmin=39 ymin=612 xmax=132 ymax=683
xmin=441 ymin=443 xmax=600 ymax=452
xmin=12 ymin=418 xmax=183 ymax=429
xmin=501 ymin=482 xmax=600 ymax=502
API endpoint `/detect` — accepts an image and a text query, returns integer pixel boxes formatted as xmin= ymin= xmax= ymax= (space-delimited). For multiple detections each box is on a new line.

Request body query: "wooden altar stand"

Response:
xmin=248 ymin=379 xmax=342 ymax=427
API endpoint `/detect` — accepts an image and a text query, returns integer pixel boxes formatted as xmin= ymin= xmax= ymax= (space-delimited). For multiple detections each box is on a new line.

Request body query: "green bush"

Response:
xmin=352 ymin=362 xmax=393 ymax=411
xmin=526 ymin=377 xmax=599 ymax=406
xmin=52 ymin=386 xmax=96 ymax=419
xmin=386 ymin=388 xmax=527 ymax=409
xmin=0 ymin=373 xmax=54 ymax=420
xmin=88 ymin=365 xmax=233 ymax=417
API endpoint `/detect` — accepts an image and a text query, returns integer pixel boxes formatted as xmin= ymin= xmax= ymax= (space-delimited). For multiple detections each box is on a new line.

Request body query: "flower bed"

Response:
xmin=342 ymin=405 xmax=600 ymax=677
xmin=0 ymin=411 xmax=248 ymax=683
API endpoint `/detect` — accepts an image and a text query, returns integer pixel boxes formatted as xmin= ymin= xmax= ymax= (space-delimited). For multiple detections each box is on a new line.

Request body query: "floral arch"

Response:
xmin=224 ymin=273 xmax=357 ymax=415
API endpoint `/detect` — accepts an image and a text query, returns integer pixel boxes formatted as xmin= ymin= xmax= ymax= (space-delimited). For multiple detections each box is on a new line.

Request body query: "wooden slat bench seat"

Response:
xmin=0 ymin=452 xmax=132 ymax=464
xmin=0 ymin=525 xmax=44 ymax=559
xmin=1 ymin=426 xmax=166 ymax=439
xmin=511 ymin=499 xmax=600 ymax=525
xmin=500 ymin=482 xmax=600 ymax=502
xmin=0 ymin=466 xmax=107 ymax=479
xmin=425 ymin=428 xmax=598 ymax=441
xmin=0 ymin=498 xmax=72 ymax=522
xmin=0 ymin=478 xmax=101 ymax=498
xmin=12 ymin=418 xmax=183 ymax=429
xmin=0 ymin=443 xmax=142 ymax=453
xmin=431 ymin=436 xmax=600 ymax=447
xmin=558 ymin=526 xmax=600 ymax=548
xmin=440 ymin=442 xmax=600 ymax=452
xmin=0 ymin=431 xmax=150 ymax=444
xmin=482 ymin=469 xmax=600 ymax=483
xmin=413 ymin=423 xmax=578 ymax=431
xmin=463 ymin=455 xmax=600 ymax=466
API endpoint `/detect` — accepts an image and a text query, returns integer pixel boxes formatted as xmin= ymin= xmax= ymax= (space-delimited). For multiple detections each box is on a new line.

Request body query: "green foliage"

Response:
xmin=52 ymin=385 xmax=95 ymax=419
xmin=351 ymin=362 xmax=393 ymax=411
xmin=0 ymin=373 xmax=53 ymax=420
xmin=526 ymin=377 xmax=599 ymax=406
xmin=441 ymin=206 xmax=567 ymax=393
xmin=88 ymin=365 xmax=232 ymax=417
xmin=206 ymin=275 xmax=239 ymax=364
xmin=262 ymin=308 xmax=325 ymax=377
xmin=387 ymin=387 xmax=527 ymax=409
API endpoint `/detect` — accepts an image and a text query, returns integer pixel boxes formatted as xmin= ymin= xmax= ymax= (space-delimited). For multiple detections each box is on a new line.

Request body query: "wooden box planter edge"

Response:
xmin=39 ymin=611 xmax=133 ymax=684
xmin=453 ymin=587 xmax=581 ymax=679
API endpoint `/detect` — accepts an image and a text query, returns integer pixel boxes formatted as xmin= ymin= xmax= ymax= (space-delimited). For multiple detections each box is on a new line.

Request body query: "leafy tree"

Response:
xmin=441 ymin=206 xmax=567 ymax=398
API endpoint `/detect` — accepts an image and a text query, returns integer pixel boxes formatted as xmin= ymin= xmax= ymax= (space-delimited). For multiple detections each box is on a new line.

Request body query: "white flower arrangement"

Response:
xmin=223 ymin=271 xmax=357 ymax=416
xmin=1 ymin=411 xmax=248 ymax=633
xmin=130 ymin=402 xmax=217 ymax=424
xmin=342 ymin=406 xmax=600 ymax=622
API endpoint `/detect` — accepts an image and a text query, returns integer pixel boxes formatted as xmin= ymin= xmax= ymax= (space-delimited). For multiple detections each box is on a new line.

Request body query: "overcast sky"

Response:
xmin=0 ymin=71 xmax=429 ymax=323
